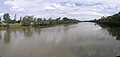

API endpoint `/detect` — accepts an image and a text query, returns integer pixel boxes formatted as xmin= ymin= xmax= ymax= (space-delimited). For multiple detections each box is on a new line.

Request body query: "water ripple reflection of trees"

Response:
xmin=97 ymin=23 xmax=120 ymax=40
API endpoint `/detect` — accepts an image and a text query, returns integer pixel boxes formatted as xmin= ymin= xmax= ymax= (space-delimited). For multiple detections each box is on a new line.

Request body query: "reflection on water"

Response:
xmin=22 ymin=28 xmax=34 ymax=38
xmin=97 ymin=24 xmax=120 ymax=40
xmin=110 ymin=28 xmax=120 ymax=40
xmin=0 ymin=31 xmax=1 ymax=40
xmin=0 ymin=22 xmax=120 ymax=57
xmin=4 ymin=30 xmax=11 ymax=44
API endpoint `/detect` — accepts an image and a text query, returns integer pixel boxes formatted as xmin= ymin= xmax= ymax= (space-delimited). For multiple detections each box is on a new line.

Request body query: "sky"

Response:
xmin=0 ymin=0 xmax=120 ymax=20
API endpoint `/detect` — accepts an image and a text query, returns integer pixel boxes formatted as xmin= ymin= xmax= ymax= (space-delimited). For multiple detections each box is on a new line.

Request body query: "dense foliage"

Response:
xmin=92 ymin=12 xmax=120 ymax=27
xmin=3 ymin=13 xmax=11 ymax=27
xmin=0 ymin=13 xmax=80 ymax=28
xmin=21 ymin=16 xmax=80 ymax=27
xmin=22 ymin=16 xmax=34 ymax=26
xmin=0 ymin=17 xmax=1 ymax=24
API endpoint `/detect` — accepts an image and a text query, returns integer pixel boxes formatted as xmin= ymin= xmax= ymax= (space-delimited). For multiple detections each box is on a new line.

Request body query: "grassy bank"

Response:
xmin=0 ymin=15 xmax=80 ymax=30
xmin=0 ymin=22 xmax=79 ymax=30
xmin=0 ymin=24 xmax=32 ymax=30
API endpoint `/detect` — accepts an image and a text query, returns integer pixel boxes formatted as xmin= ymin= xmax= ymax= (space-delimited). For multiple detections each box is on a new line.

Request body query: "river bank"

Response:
xmin=0 ymin=24 xmax=30 ymax=30
xmin=0 ymin=22 xmax=79 ymax=30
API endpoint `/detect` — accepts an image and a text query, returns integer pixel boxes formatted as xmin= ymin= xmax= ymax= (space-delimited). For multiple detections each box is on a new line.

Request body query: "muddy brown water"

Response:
xmin=0 ymin=22 xmax=120 ymax=57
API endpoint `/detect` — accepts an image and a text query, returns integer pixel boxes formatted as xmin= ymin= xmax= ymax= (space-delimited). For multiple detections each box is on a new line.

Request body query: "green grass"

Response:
xmin=0 ymin=24 xmax=59 ymax=30
xmin=0 ymin=22 xmax=79 ymax=30
xmin=0 ymin=24 xmax=32 ymax=30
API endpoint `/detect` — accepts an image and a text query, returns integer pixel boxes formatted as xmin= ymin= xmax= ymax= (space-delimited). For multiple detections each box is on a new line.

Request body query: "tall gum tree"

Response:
xmin=3 ymin=13 xmax=11 ymax=27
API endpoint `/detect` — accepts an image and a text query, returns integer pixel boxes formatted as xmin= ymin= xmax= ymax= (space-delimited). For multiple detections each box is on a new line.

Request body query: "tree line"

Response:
xmin=89 ymin=12 xmax=120 ymax=27
xmin=0 ymin=13 xmax=80 ymax=28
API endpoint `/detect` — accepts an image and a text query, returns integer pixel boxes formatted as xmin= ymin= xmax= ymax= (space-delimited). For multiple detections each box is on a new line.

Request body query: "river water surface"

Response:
xmin=0 ymin=22 xmax=120 ymax=57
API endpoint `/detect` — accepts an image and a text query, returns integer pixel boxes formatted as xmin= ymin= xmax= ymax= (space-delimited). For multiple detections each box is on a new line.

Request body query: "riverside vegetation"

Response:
xmin=0 ymin=13 xmax=80 ymax=29
xmin=89 ymin=12 xmax=120 ymax=27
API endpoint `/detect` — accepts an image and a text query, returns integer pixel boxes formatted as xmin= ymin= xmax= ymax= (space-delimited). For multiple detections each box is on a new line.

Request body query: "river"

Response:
xmin=0 ymin=22 xmax=120 ymax=57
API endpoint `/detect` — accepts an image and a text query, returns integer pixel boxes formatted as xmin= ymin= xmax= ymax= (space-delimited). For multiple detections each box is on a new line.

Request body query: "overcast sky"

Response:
xmin=0 ymin=0 xmax=120 ymax=20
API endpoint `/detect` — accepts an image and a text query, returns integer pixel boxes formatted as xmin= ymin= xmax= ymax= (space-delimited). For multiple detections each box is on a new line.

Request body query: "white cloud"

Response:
xmin=52 ymin=3 xmax=64 ymax=9
xmin=0 ymin=13 xmax=4 ymax=17
xmin=4 ymin=0 xmax=12 ymax=5
xmin=45 ymin=6 xmax=56 ymax=10
xmin=69 ymin=11 xmax=103 ymax=16
xmin=10 ymin=6 xmax=25 ymax=11
xmin=4 ymin=0 xmax=25 ymax=12
xmin=3 ymin=0 xmax=120 ymax=20
xmin=66 ymin=3 xmax=71 ymax=6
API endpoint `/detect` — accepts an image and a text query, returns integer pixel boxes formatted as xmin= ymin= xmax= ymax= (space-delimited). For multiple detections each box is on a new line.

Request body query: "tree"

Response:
xmin=55 ymin=17 xmax=61 ymax=24
xmin=3 ymin=13 xmax=11 ymax=27
xmin=0 ymin=17 xmax=1 ymax=24
xmin=37 ymin=18 xmax=42 ymax=22
xmin=62 ymin=17 xmax=69 ymax=21
xmin=48 ymin=17 xmax=52 ymax=20
xmin=55 ymin=17 xmax=61 ymax=21
xmin=18 ymin=17 xmax=22 ymax=23
xmin=22 ymin=16 xmax=33 ymax=26
xmin=11 ymin=14 xmax=17 ymax=24
xmin=43 ymin=18 xmax=46 ymax=21
xmin=11 ymin=19 xmax=17 ymax=24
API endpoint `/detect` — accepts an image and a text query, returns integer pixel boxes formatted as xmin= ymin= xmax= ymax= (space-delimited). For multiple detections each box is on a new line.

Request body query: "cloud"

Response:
xmin=10 ymin=6 xmax=25 ymax=11
xmin=69 ymin=11 xmax=103 ymax=16
xmin=4 ymin=0 xmax=25 ymax=12
xmin=0 ymin=13 xmax=4 ymax=17
xmin=3 ymin=0 xmax=120 ymax=20
xmin=45 ymin=6 xmax=56 ymax=10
